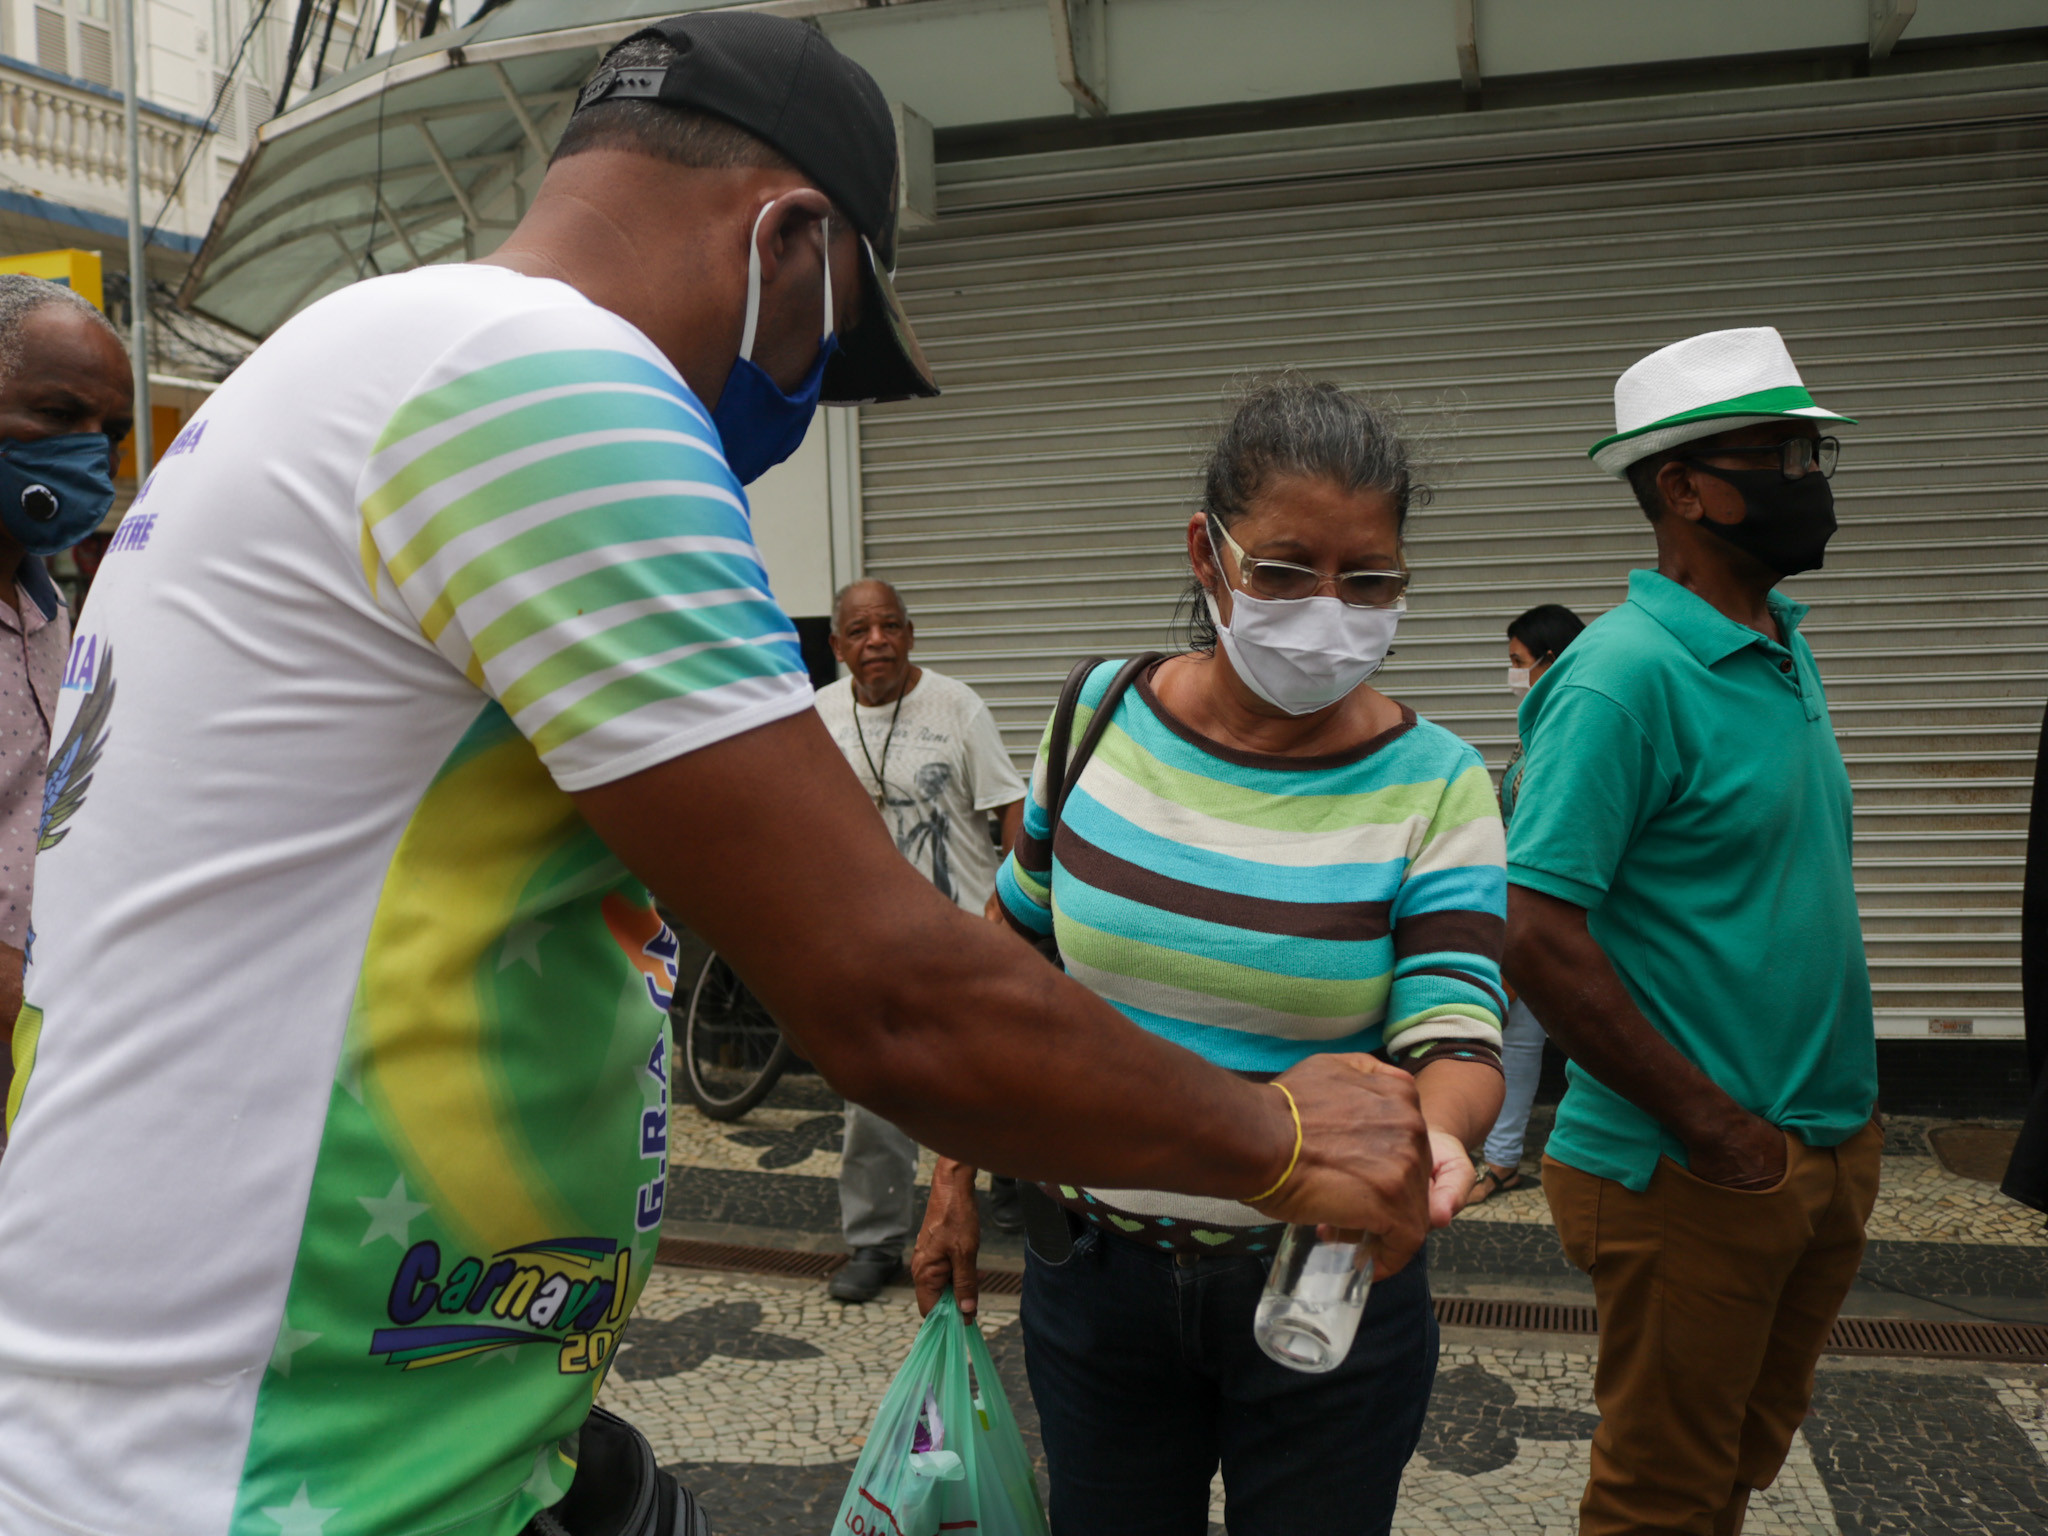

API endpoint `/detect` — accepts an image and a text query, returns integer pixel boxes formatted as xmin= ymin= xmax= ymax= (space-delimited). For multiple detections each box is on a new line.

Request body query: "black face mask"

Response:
xmin=1683 ymin=462 xmax=1837 ymax=577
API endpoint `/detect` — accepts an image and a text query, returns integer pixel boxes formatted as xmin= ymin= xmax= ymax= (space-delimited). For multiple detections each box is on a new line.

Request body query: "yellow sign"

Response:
xmin=0 ymin=249 xmax=105 ymax=313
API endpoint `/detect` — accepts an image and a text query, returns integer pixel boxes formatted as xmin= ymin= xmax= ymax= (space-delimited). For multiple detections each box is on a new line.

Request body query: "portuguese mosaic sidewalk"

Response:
xmin=632 ymin=1078 xmax=2048 ymax=1534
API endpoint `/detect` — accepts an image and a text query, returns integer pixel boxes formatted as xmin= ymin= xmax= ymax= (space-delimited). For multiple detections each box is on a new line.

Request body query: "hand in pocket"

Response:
xmin=1685 ymin=1115 xmax=1789 ymax=1192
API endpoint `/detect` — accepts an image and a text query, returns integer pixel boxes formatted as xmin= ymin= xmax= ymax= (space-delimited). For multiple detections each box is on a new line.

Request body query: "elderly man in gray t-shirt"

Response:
xmin=813 ymin=579 xmax=1025 ymax=1301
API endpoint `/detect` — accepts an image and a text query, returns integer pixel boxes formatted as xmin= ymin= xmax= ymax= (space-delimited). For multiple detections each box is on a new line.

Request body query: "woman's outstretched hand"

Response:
xmin=1426 ymin=1128 xmax=1478 ymax=1228
xmin=912 ymin=1157 xmax=983 ymax=1320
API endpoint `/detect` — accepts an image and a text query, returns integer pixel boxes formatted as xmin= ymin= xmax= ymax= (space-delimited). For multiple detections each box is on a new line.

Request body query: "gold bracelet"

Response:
xmin=1247 ymin=1081 xmax=1303 ymax=1204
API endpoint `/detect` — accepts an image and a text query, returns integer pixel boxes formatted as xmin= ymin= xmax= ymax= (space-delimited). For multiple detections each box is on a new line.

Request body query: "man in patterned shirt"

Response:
xmin=0 ymin=15 xmax=1439 ymax=1536
xmin=0 ymin=277 xmax=130 ymax=1149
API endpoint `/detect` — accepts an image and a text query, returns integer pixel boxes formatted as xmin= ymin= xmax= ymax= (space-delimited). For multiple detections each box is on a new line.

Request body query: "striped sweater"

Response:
xmin=996 ymin=660 xmax=1507 ymax=1251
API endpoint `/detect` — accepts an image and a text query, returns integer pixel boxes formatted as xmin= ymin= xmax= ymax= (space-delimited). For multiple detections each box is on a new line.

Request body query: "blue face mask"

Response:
xmin=0 ymin=433 xmax=116 ymax=557
xmin=711 ymin=204 xmax=839 ymax=485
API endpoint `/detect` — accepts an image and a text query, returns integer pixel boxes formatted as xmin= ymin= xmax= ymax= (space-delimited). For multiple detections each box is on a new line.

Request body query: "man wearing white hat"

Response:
xmin=1502 ymin=328 xmax=1881 ymax=1536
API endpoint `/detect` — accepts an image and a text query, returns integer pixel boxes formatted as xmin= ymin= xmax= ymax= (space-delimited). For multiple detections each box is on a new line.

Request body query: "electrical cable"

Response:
xmin=308 ymin=0 xmax=345 ymax=92
xmin=356 ymin=35 xmax=391 ymax=282
xmin=275 ymin=0 xmax=321 ymax=115
xmin=148 ymin=280 xmax=255 ymax=375
xmin=143 ymin=0 xmax=276 ymax=249
xmin=364 ymin=0 xmax=395 ymax=71
xmin=339 ymin=0 xmax=386 ymax=75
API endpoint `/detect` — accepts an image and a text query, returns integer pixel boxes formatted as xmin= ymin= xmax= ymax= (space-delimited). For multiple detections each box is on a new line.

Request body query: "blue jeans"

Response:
xmin=1481 ymin=997 xmax=1546 ymax=1170
xmin=1021 ymin=1227 xmax=1437 ymax=1536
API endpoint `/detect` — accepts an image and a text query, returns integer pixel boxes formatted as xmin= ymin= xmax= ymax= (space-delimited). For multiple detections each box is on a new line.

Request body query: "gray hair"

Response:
xmin=831 ymin=578 xmax=907 ymax=633
xmin=0 ymin=274 xmax=124 ymax=383
xmin=1182 ymin=375 xmax=1424 ymax=652
xmin=1203 ymin=375 xmax=1418 ymax=532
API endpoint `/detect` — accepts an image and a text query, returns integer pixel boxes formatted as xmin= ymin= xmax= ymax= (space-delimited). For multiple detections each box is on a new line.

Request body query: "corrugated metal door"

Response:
xmin=859 ymin=64 xmax=2048 ymax=1038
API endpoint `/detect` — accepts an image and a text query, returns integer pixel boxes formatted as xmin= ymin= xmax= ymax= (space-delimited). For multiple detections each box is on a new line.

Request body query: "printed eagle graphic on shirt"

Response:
xmin=38 ymin=644 xmax=114 ymax=852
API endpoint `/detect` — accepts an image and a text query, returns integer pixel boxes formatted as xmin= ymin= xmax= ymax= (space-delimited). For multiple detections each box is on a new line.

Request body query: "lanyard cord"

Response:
xmin=853 ymin=687 xmax=906 ymax=806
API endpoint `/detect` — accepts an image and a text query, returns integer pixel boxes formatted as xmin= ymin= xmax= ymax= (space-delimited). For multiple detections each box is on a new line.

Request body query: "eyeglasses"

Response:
xmin=1682 ymin=436 xmax=1840 ymax=481
xmin=1207 ymin=516 xmax=1410 ymax=610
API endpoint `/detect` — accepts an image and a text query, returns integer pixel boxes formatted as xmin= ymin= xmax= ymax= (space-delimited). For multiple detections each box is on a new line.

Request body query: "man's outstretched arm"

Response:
xmin=575 ymin=709 xmax=1435 ymax=1270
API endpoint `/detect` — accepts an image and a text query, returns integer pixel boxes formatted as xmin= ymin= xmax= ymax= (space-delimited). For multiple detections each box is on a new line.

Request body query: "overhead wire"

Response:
xmin=355 ymin=46 xmax=391 ymax=282
xmin=308 ymin=0 xmax=347 ymax=92
xmin=143 ymin=0 xmax=276 ymax=249
xmin=364 ymin=0 xmax=395 ymax=70
xmin=148 ymin=279 xmax=257 ymax=375
xmin=338 ymin=0 xmax=379 ymax=75
xmin=275 ymin=0 xmax=321 ymax=115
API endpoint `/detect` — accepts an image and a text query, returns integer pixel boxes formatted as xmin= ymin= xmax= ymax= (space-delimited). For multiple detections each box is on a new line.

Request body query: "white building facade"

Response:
xmin=0 ymin=0 xmax=429 ymax=292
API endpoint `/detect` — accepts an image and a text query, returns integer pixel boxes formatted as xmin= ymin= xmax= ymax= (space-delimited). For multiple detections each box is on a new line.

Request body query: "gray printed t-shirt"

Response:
xmin=814 ymin=668 xmax=1026 ymax=913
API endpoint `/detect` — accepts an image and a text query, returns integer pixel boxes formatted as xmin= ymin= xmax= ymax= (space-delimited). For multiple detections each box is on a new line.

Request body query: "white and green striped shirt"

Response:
xmin=358 ymin=278 xmax=813 ymax=785
xmin=0 ymin=266 xmax=815 ymax=1536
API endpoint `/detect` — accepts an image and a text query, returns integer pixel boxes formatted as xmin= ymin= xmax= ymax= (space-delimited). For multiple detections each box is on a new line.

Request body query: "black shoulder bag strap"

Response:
xmin=1020 ymin=652 xmax=1159 ymax=967
xmin=1014 ymin=651 xmax=1163 ymax=1264
xmin=1048 ymin=651 xmax=1164 ymax=825
xmin=1041 ymin=655 xmax=1103 ymax=832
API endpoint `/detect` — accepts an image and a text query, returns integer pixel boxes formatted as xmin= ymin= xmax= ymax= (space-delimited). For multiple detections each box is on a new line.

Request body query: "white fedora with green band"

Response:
xmin=1590 ymin=327 xmax=1856 ymax=478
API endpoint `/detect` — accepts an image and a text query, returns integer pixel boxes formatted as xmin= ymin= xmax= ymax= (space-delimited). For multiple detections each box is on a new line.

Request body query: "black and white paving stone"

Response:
xmin=602 ymin=1267 xmax=2048 ymax=1536
xmin=642 ymin=1086 xmax=2048 ymax=1533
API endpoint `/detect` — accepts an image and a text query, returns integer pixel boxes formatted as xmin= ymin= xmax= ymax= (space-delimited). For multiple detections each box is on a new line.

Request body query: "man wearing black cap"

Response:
xmin=0 ymin=16 xmax=1439 ymax=1536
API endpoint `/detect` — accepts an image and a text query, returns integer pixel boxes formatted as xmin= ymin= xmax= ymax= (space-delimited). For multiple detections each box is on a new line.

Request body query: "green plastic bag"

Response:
xmin=834 ymin=1291 xmax=1048 ymax=1536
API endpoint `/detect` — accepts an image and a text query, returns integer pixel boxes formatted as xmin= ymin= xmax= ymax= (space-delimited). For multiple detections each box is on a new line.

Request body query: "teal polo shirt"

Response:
xmin=1506 ymin=569 xmax=1877 ymax=1191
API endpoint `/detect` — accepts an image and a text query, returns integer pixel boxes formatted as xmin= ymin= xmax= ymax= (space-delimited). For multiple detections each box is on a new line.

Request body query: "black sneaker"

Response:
xmin=987 ymin=1177 xmax=1025 ymax=1235
xmin=828 ymin=1247 xmax=903 ymax=1303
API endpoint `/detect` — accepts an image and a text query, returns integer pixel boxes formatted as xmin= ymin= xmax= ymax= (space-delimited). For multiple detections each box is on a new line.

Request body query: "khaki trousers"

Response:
xmin=1545 ymin=1121 xmax=1881 ymax=1536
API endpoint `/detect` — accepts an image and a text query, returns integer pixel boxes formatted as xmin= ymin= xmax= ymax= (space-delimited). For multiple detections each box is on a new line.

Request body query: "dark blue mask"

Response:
xmin=0 ymin=433 xmax=116 ymax=556
xmin=711 ymin=205 xmax=837 ymax=485
xmin=711 ymin=339 xmax=836 ymax=486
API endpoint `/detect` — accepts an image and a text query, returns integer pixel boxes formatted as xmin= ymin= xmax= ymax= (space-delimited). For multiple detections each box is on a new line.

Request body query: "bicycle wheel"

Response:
xmin=680 ymin=951 xmax=792 ymax=1121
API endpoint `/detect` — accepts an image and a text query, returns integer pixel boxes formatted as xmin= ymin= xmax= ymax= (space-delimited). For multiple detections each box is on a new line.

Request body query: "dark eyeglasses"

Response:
xmin=1682 ymin=436 xmax=1840 ymax=481
xmin=1207 ymin=516 xmax=1410 ymax=610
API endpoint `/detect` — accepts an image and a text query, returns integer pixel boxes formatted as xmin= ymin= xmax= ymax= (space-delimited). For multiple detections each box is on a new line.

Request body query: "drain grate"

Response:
xmin=1432 ymin=1296 xmax=2048 ymax=1363
xmin=1823 ymin=1316 xmax=2048 ymax=1363
xmin=656 ymin=1236 xmax=1024 ymax=1296
xmin=1435 ymin=1297 xmax=1597 ymax=1334
xmin=657 ymin=1238 xmax=844 ymax=1279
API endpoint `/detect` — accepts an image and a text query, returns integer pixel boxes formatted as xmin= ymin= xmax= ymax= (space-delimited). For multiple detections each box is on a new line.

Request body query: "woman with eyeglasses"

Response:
xmin=911 ymin=379 xmax=1507 ymax=1536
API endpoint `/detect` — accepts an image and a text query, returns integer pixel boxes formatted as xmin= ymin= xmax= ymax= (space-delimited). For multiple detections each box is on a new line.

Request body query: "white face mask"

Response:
xmin=1206 ymin=587 xmax=1400 ymax=716
xmin=1507 ymin=665 xmax=1532 ymax=699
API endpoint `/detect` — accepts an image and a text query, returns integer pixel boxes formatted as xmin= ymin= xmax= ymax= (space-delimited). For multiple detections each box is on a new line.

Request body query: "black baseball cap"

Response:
xmin=571 ymin=12 xmax=938 ymax=404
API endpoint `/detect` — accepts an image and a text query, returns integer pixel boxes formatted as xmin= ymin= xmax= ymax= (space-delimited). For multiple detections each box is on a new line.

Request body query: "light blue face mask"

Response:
xmin=0 ymin=432 xmax=116 ymax=557
xmin=710 ymin=204 xmax=839 ymax=485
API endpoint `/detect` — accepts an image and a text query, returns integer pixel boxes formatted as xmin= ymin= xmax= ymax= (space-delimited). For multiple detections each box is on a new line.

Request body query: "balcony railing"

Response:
xmin=0 ymin=64 xmax=190 ymax=204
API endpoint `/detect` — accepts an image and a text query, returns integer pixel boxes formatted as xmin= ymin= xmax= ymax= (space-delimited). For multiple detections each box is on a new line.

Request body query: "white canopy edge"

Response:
xmin=256 ymin=0 xmax=890 ymax=144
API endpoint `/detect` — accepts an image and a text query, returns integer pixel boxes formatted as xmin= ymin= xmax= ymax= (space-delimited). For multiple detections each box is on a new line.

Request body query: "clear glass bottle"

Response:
xmin=1253 ymin=1223 xmax=1373 ymax=1373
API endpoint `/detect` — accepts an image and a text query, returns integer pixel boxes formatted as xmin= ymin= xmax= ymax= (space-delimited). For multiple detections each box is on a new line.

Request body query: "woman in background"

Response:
xmin=1465 ymin=602 xmax=1586 ymax=1206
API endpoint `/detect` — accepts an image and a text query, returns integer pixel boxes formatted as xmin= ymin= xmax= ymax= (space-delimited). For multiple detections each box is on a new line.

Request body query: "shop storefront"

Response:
xmin=861 ymin=61 xmax=2048 ymax=1044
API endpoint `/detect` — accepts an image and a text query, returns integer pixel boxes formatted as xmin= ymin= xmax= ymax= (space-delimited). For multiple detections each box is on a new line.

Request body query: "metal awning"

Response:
xmin=178 ymin=0 xmax=885 ymax=337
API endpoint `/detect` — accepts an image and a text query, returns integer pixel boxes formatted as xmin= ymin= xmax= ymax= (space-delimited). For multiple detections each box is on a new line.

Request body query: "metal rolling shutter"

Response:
xmin=859 ymin=64 xmax=2048 ymax=1037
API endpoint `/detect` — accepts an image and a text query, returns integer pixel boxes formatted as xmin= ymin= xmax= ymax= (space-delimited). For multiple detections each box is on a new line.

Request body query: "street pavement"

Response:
xmin=618 ymin=1076 xmax=2048 ymax=1535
